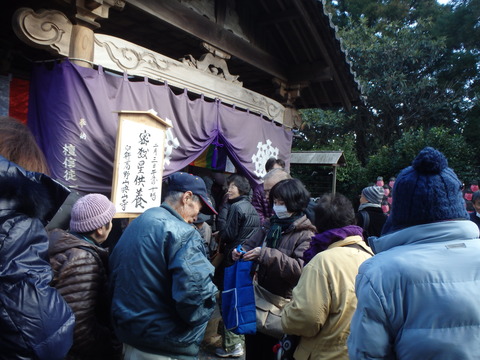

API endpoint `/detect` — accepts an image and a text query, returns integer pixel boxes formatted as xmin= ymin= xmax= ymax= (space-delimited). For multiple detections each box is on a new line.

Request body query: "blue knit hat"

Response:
xmin=386 ymin=147 xmax=468 ymax=232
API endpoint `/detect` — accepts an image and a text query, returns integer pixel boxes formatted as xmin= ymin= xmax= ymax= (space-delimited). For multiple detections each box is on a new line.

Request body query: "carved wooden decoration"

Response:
xmin=63 ymin=0 xmax=126 ymax=29
xmin=180 ymin=43 xmax=242 ymax=85
xmin=13 ymin=8 xmax=72 ymax=56
xmin=12 ymin=6 xmax=294 ymax=126
xmin=94 ymin=34 xmax=287 ymax=124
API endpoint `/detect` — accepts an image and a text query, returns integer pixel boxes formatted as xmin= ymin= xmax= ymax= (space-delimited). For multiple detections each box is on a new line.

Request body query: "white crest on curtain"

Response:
xmin=163 ymin=121 xmax=180 ymax=168
xmin=251 ymin=139 xmax=279 ymax=177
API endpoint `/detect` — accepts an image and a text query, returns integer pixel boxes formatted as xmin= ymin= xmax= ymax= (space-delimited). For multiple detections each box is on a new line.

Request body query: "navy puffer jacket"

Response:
xmin=0 ymin=155 xmax=75 ymax=360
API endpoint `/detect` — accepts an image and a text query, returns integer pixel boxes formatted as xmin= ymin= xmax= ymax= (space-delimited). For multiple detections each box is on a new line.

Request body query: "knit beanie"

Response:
xmin=387 ymin=147 xmax=468 ymax=231
xmin=70 ymin=194 xmax=116 ymax=233
xmin=362 ymin=185 xmax=385 ymax=205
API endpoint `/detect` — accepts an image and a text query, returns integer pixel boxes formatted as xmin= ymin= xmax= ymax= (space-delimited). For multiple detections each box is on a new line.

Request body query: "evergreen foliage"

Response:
xmin=292 ymin=0 xmax=480 ymax=198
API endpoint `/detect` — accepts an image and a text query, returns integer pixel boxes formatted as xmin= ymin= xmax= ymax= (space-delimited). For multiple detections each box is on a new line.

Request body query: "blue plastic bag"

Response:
xmin=222 ymin=260 xmax=256 ymax=335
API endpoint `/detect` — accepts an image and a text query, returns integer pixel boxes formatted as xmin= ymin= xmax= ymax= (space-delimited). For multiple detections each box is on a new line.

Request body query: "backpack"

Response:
xmin=359 ymin=210 xmax=370 ymax=231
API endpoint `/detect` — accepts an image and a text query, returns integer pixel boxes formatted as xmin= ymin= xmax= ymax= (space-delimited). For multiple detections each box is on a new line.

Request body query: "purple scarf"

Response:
xmin=303 ymin=225 xmax=364 ymax=264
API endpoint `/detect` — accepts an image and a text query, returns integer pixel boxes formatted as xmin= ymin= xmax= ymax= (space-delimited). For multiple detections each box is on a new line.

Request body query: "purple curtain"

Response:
xmin=28 ymin=60 xmax=292 ymax=194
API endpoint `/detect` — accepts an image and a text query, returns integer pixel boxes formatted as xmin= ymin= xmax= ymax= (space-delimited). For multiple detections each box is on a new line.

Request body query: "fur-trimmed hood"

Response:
xmin=0 ymin=155 xmax=70 ymax=224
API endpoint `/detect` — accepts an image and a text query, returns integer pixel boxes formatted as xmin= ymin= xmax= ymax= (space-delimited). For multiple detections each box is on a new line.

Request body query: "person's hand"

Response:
xmin=243 ymin=247 xmax=261 ymax=261
xmin=232 ymin=248 xmax=242 ymax=261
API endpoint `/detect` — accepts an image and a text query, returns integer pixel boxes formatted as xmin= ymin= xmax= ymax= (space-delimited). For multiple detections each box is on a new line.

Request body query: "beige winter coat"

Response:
xmin=281 ymin=235 xmax=373 ymax=360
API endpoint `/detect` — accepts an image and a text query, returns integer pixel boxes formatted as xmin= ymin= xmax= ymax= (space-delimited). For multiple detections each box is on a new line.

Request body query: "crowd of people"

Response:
xmin=2 ymin=115 xmax=480 ymax=360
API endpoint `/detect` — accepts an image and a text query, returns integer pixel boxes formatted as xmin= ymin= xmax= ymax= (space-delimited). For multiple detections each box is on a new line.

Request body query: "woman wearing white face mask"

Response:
xmin=232 ymin=178 xmax=316 ymax=360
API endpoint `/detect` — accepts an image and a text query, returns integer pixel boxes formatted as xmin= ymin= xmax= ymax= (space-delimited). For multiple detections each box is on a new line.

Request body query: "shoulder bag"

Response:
xmin=254 ymin=280 xmax=290 ymax=339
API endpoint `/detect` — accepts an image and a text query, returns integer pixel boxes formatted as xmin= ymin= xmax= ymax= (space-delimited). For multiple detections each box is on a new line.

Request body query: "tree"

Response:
xmin=365 ymin=126 xmax=476 ymax=184
xmin=340 ymin=18 xmax=462 ymax=155
xmin=292 ymin=109 xmax=367 ymax=199
xmin=293 ymin=0 xmax=480 ymax=200
xmin=433 ymin=0 xmax=480 ymax=156
xmin=315 ymin=0 xmax=480 ymax=164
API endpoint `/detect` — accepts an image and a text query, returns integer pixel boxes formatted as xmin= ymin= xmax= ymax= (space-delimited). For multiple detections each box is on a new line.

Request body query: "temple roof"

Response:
xmin=2 ymin=0 xmax=361 ymax=111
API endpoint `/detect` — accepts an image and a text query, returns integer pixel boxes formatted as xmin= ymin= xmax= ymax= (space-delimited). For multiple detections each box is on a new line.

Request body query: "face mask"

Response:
xmin=273 ymin=204 xmax=291 ymax=219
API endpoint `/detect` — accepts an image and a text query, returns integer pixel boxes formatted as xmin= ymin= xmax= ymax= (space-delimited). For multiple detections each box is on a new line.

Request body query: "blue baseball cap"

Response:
xmin=167 ymin=172 xmax=217 ymax=215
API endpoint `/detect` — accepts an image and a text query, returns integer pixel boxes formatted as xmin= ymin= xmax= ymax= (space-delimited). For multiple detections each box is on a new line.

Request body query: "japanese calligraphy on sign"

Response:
xmin=111 ymin=111 xmax=172 ymax=217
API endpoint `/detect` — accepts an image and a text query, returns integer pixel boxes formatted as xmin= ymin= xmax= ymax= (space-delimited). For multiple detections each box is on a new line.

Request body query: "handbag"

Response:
xmin=275 ymin=334 xmax=300 ymax=360
xmin=254 ymin=280 xmax=290 ymax=339
xmin=221 ymin=260 xmax=257 ymax=335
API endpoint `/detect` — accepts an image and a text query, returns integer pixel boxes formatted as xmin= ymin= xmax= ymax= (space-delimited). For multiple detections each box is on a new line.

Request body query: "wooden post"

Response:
xmin=70 ymin=25 xmax=95 ymax=66
xmin=13 ymin=1 xmax=125 ymax=68
xmin=332 ymin=166 xmax=337 ymax=195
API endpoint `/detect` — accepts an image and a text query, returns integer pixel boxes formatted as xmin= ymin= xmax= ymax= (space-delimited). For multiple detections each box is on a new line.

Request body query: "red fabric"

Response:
xmin=9 ymin=78 xmax=29 ymax=124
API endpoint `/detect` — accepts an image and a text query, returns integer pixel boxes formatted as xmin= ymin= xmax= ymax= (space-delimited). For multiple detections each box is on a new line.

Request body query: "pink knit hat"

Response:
xmin=70 ymin=194 xmax=116 ymax=233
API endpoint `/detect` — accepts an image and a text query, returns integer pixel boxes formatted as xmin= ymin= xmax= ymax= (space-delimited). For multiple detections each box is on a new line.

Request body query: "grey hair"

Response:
xmin=164 ymin=191 xmax=200 ymax=204
xmin=263 ymin=168 xmax=291 ymax=182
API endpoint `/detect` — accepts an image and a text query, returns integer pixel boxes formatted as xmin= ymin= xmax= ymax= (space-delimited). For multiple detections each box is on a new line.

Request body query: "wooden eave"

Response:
xmin=121 ymin=0 xmax=361 ymax=110
xmin=290 ymin=151 xmax=346 ymax=166
xmin=2 ymin=0 xmax=361 ymax=111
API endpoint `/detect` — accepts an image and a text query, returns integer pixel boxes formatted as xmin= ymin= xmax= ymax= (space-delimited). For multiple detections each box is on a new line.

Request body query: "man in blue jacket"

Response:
xmin=109 ymin=172 xmax=218 ymax=360
xmin=348 ymin=147 xmax=480 ymax=359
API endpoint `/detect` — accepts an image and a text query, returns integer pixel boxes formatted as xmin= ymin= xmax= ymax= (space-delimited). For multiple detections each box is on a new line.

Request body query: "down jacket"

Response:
xmin=348 ymin=220 xmax=480 ymax=359
xmin=0 ymin=155 xmax=74 ymax=360
xmin=251 ymin=183 xmax=272 ymax=224
xmin=48 ymin=230 xmax=121 ymax=360
xmin=109 ymin=203 xmax=217 ymax=360
xmin=241 ymin=215 xmax=316 ymax=299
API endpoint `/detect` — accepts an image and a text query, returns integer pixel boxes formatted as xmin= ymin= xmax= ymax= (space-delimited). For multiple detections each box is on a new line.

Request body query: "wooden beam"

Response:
xmin=258 ymin=10 xmax=300 ymax=26
xmin=215 ymin=0 xmax=227 ymax=27
xmin=289 ymin=62 xmax=333 ymax=83
xmin=292 ymin=1 xmax=352 ymax=110
xmin=94 ymin=34 xmax=287 ymax=124
xmin=127 ymin=0 xmax=289 ymax=81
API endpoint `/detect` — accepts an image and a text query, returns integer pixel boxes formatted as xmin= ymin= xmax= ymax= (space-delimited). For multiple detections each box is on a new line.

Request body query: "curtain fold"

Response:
xmin=28 ymin=60 xmax=292 ymax=194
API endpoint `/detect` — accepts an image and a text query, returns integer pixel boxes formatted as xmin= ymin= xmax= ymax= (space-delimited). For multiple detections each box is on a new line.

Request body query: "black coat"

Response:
xmin=215 ymin=195 xmax=260 ymax=288
xmin=469 ymin=212 xmax=480 ymax=230
xmin=218 ymin=196 xmax=260 ymax=255
xmin=356 ymin=206 xmax=388 ymax=242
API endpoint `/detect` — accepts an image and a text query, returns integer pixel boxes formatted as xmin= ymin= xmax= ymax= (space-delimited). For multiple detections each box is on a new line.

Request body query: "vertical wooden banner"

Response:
xmin=111 ymin=111 xmax=172 ymax=218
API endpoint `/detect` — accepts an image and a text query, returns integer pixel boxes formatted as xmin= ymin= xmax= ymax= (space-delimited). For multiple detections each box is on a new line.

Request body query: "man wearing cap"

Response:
xmin=348 ymin=147 xmax=480 ymax=359
xmin=49 ymin=193 xmax=120 ymax=360
xmin=355 ymin=185 xmax=387 ymax=242
xmin=109 ymin=172 xmax=218 ymax=360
